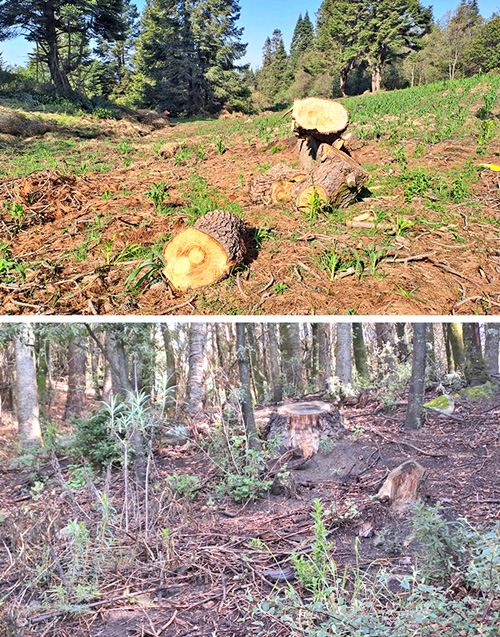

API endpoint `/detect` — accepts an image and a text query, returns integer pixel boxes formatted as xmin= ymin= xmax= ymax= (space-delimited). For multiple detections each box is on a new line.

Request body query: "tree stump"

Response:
xmin=248 ymin=164 xmax=307 ymax=204
xmin=376 ymin=460 xmax=426 ymax=513
xmin=298 ymin=137 xmax=320 ymax=171
xmin=293 ymin=145 xmax=369 ymax=212
xmin=162 ymin=209 xmax=246 ymax=291
xmin=266 ymin=401 xmax=344 ymax=458
xmin=292 ymin=97 xmax=349 ymax=144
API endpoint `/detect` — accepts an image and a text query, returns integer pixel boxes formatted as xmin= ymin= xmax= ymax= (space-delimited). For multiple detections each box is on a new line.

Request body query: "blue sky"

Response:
xmin=1 ymin=0 xmax=499 ymax=71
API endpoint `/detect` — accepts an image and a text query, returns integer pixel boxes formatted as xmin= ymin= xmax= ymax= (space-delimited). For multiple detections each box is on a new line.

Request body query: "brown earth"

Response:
xmin=0 ymin=113 xmax=499 ymax=315
xmin=1 ymin=388 xmax=499 ymax=635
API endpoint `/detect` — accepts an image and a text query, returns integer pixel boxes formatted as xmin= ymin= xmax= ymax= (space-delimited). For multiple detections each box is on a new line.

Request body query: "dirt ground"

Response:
xmin=1 ymin=388 xmax=499 ymax=636
xmin=1 ymin=85 xmax=500 ymax=315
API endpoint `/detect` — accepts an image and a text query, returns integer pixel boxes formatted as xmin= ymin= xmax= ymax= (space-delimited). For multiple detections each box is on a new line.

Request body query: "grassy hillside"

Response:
xmin=0 ymin=73 xmax=499 ymax=315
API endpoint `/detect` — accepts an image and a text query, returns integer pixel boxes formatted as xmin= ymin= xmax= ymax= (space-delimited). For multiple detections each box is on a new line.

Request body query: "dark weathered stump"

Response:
xmin=266 ymin=401 xmax=344 ymax=458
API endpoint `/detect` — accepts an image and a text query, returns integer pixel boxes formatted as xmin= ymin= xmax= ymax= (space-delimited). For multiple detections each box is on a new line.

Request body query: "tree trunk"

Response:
xmin=294 ymin=146 xmax=368 ymax=211
xmin=35 ymin=335 xmax=49 ymax=421
xmin=249 ymin=164 xmax=308 ymax=204
xmin=163 ymin=210 xmax=247 ymax=291
xmin=371 ymin=64 xmax=382 ymax=93
xmin=404 ymin=323 xmax=427 ymax=431
xmin=339 ymin=67 xmax=348 ymax=98
xmin=161 ymin=325 xmax=178 ymax=408
xmin=444 ymin=324 xmax=455 ymax=373
xmin=311 ymin=324 xmax=320 ymax=390
xmin=64 ymin=338 xmax=86 ymax=420
xmin=376 ymin=323 xmax=397 ymax=375
xmin=186 ymin=323 xmax=208 ymax=419
xmin=236 ymin=324 xmax=260 ymax=450
xmin=352 ymin=323 xmax=370 ymax=380
xmin=292 ymin=97 xmax=349 ymax=143
xmin=280 ymin=323 xmax=303 ymax=395
xmin=447 ymin=323 xmax=466 ymax=372
xmin=463 ymin=323 xmax=490 ymax=387
xmin=267 ymin=324 xmax=283 ymax=403
xmin=266 ymin=401 xmax=344 ymax=458
xmin=396 ymin=323 xmax=409 ymax=361
xmin=484 ymin=323 xmax=500 ymax=375
xmin=246 ymin=324 xmax=266 ymax=403
xmin=335 ymin=323 xmax=352 ymax=387
xmin=317 ymin=323 xmax=331 ymax=391
xmin=14 ymin=324 xmax=42 ymax=449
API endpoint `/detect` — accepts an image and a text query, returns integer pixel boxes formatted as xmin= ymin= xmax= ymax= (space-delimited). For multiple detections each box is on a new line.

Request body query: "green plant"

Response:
xmin=72 ymin=408 xmax=122 ymax=467
xmin=145 ymin=181 xmax=170 ymax=212
xmin=4 ymin=201 xmax=25 ymax=228
xmin=93 ymin=107 xmax=119 ymax=120
xmin=395 ymin=215 xmax=416 ymax=235
xmin=118 ymin=141 xmax=133 ymax=155
xmin=214 ymin=136 xmax=226 ymax=154
xmin=394 ymin=284 xmax=425 ymax=303
xmin=124 ymin=246 xmax=167 ymax=292
xmin=164 ymin=473 xmax=201 ymax=499
xmin=273 ymin=282 xmax=289 ymax=295
xmin=66 ymin=463 xmax=94 ymax=490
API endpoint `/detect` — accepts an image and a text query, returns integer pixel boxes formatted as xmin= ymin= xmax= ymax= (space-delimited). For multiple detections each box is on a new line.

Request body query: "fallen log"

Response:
xmin=292 ymin=97 xmax=349 ymax=144
xmin=248 ymin=164 xmax=307 ymax=204
xmin=293 ymin=146 xmax=369 ymax=212
xmin=376 ymin=460 xmax=426 ymax=513
xmin=163 ymin=209 xmax=246 ymax=291
xmin=266 ymin=401 xmax=344 ymax=458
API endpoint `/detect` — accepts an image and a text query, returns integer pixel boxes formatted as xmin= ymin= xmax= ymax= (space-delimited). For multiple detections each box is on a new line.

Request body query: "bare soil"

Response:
xmin=1 ymin=388 xmax=499 ymax=635
xmin=1 ymin=102 xmax=499 ymax=315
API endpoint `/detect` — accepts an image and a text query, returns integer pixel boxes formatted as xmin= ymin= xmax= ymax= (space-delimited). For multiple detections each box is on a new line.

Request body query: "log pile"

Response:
xmin=249 ymin=97 xmax=368 ymax=214
xmin=265 ymin=401 xmax=344 ymax=458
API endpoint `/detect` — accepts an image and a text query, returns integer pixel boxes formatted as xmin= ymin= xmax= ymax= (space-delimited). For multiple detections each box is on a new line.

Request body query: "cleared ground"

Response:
xmin=1 ymin=73 xmax=499 ymax=315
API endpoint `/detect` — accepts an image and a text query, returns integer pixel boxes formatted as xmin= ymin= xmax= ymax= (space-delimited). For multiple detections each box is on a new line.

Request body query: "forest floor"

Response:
xmin=1 ymin=386 xmax=500 ymax=635
xmin=1 ymin=73 xmax=500 ymax=315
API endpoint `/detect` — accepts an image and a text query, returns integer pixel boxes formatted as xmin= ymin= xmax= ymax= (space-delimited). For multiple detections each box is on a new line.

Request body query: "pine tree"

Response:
xmin=290 ymin=13 xmax=304 ymax=68
xmin=256 ymin=29 xmax=291 ymax=102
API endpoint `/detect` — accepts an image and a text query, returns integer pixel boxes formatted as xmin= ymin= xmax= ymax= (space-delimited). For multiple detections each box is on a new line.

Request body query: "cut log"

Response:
xmin=292 ymin=98 xmax=349 ymax=144
xmin=376 ymin=460 xmax=426 ymax=513
xmin=341 ymin=131 xmax=364 ymax=153
xmin=294 ymin=146 xmax=369 ymax=212
xmin=266 ymin=401 xmax=344 ymax=458
xmin=298 ymin=137 xmax=320 ymax=171
xmin=162 ymin=209 xmax=246 ymax=291
xmin=249 ymin=164 xmax=307 ymax=204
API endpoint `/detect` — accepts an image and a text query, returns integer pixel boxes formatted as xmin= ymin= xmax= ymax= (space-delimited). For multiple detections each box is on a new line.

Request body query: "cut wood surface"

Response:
xmin=163 ymin=209 xmax=246 ymax=291
xmin=292 ymin=97 xmax=349 ymax=143
xmin=266 ymin=401 xmax=344 ymax=458
xmin=294 ymin=146 xmax=369 ymax=212
xmin=377 ymin=460 xmax=426 ymax=513
xmin=298 ymin=137 xmax=320 ymax=171
xmin=248 ymin=164 xmax=307 ymax=204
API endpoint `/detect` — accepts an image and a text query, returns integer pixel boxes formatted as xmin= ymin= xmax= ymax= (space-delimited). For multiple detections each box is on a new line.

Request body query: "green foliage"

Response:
xmin=72 ymin=408 xmax=122 ymax=468
xmin=145 ymin=181 xmax=170 ymax=212
xmin=460 ymin=381 xmax=499 ymax=400
xmin=92 ymin=107 xmax=120 ymax=120
xmin=164 ymin=473 xmax=201 ymax=499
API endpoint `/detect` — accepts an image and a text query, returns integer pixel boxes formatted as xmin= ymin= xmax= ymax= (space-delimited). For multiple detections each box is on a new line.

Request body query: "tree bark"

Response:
xmin=280 ymin=323 xmax=303 ymax=395
xmin=376 ymin=323 xmax=397 ymax=375
xmin=335 ymin=323 xmax=352 ymax=387
xmin=236 ymin=324 xmax=260 ymax=450
xmin=352 ymin=323 xmax=370 ymax=380
xmin=396 ymin=324 xmax=409 ymax=361
xmin=484 ymin=323 xmax=500 ymax=375
xmin=14 ymin=324 xmax=42 ymax=449
xmin=161 ymin=325 xmax=178 ymax=408
xmin=35 ymin=334 xmax=49 ymax=421
xmin=163 ymin=210 xmax=247 ymax=291
xmin=246 ymin=324 xmax=266 ymax=403
xmin=249 ymin=164 xmax=308 ymax=204
xmin=317 ymin=323 xmax=331 ymax=391
xmin=447 ymin=323 xmax=466 ymax=372
xmin=64 ymin=338 xmax=86 ymax=420
xmin=267 ymin=324 xmax=283 ymax=403
xmin=404 ymin=323 xmax=427 ymax=431
xmin=463 ymin=323 xmax=490 ymax=386
xmin=186 ymin=323 xmax=208 ymax=419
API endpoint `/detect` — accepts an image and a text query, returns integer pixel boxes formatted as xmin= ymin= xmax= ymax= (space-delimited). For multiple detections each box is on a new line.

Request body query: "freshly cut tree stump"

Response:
xmin=377 ymin=460 xmax=426 ymax=513
xmin=249 ymin=164 xmax=307 ymax=204
xmin=294 ymin=145 xmax=369 ymax=211
xmin=292 ymin=98 xmax=349 ymax=144
xmin=163 ymin=209 xmax=246 ymax=291
xmin=298 ymin=137 xmax=320 ymax=171
xmin=266 ymin=401 xmax=344 ymax=458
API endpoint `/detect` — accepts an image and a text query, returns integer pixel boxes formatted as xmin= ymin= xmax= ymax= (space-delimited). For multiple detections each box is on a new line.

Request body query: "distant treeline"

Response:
xmin=0 ymin=0 xmax=498 ymax=116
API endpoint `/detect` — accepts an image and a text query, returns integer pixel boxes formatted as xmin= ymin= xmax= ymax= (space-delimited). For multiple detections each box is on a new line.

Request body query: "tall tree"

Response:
xmin=359 ymin=0 xmax=432 ymax=92
xmin=0 ymin=0 xmax=127 ymax=98
xmin=64 ymin=337 xmax=86 ymax=420
xmin=441 ymin=0 xmax=481 ymax=80
xmin=186 ymin=323 xmax=208 ymax=419
xmin=267 ymin=324 xmax=283 ymax=402
xmin=352 ymin=323 xmax=370 ymax=380
xmin=316 ymin=0 xmax=365 ymax=96
xmin=465 ymin=14 xmax=500 ymax=73
xmin=484 ymin=323 xmax=500 ymax=376
xmin=236 ymin=324 xmax=259 ymax=450
xmin=161 ymin=325 xmax=178 ymax=408
xmin=405 ymin=323 xmax=427 ymax=430
xmin=279 ymin=323 xmax=303 ymax=395
xmin=463 ymin=323 xmax=489 ymax=386
xmin=317 ymin=324 xmax=331 ymax=390
xmin=335 ymin=323 xmax=352 ymax=386
xmin=447 ymin=323 xmax=466 ymax=372
xmin=375 ymin=323 xmax=397 ymax=374
xmin=290 ymin=11 xmax=314 ymax=69
xmin=14 ymin=324 xmax=42 ymax=449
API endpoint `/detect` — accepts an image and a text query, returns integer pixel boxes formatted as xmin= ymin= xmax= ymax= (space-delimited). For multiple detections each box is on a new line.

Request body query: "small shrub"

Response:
xmin=93 ymin=107 xmax=120 ymax=120
xmin=164 ymin=473 xmax=200 ymax=499
xmin=72 ymin=408 xmax=122 ymax=467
